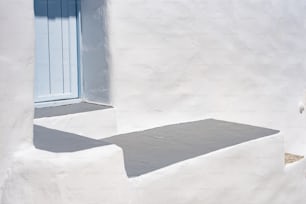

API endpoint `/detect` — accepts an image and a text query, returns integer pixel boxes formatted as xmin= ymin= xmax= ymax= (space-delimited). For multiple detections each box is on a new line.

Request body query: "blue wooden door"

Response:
xmin=34 ymin=0 xmax=78 ymax=103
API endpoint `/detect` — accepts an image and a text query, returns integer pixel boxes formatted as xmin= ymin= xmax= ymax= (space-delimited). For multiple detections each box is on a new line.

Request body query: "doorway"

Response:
xmin=34 ymin=0 xmax=79 ymax=103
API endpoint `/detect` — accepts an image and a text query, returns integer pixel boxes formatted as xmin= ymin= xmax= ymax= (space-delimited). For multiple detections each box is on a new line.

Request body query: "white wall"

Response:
xmin=0 ymin=0 xmax=34 ymax=189
xmin=131 ymin=134 xmax=306 ymax=204
xmin=108 ymin=0 xmax=306 ymax=154
xmin=80 ymin=0 xmax=111 ymax=104
xmin=1 ymin=1 xmax=306 ymax=203
xmin=1 ymin=146 xmax=132 ymax=204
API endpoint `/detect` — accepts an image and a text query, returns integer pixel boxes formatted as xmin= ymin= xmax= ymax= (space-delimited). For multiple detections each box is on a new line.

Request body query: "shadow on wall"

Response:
xmin=34 ymin=0 xmax=111 ymax=104
xmin=34 ymin=119 xmax=279 ymax=177
xmin=34 ymin=0 xmax=80 ymax=18
xmin=80 ymin=0 xmax=111 ymax=104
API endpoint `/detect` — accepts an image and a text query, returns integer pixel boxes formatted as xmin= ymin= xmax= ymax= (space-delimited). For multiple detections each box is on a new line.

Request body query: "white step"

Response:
xmin=34 ymin=102 xmax=117 ymax=139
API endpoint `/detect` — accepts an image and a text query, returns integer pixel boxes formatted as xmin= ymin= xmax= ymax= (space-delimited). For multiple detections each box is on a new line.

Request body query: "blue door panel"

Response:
xmin=34 ymin=0 xmax=78 ymax=103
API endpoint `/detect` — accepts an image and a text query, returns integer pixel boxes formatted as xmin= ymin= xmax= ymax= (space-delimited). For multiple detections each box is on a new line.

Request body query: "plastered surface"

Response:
xmin=3 ymin=132 xmax=306 ymax=204
xmin=80 ymin=0 xmax=111 ymax=104
xmin=1 ymin=0 xmax=306 ymax=203
xmin=0 ymin=0 xmax=34 ymax=190
xmin=104 ymin=119 xmax=279 ymax=177
xmin=130 ymin=133 xmax=306 ymax=204
xmin=108 ymin=0 xmax=306 ymax=155
xmin=1 ymin=146 xmax=132 ymax=204
xmin=34 ymin=108 xmax=117 ymax=139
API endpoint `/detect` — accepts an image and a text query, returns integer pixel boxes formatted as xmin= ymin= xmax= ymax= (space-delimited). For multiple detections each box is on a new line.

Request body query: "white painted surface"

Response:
xmin=0 ymin=0 xmax=34 ymax=190
xmin=2 ymin=132 xmax=306 ymax=204
xmin=80 ymin=0 xmax=111 ymax=104
xmin=34 ymin=108 xmax=117 ymax=139
xmin=107 ymin=0 xmax=306 ymax=155
xmin=2 ymin=0 xmax=306 ymax=204
xmin=1 ymin=146 xmax=132 ymax=204
xmin=131 ymin=135 xmax=284 ymax=204
xmin=130 ymin=134 xmax=306 ymax=204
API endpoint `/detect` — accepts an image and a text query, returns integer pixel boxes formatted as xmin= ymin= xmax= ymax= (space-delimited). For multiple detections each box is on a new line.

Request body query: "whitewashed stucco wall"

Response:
xmin=0 ymin=0 xmax=34 ymax=189
xmin=80 ymin=0 xmax=111 ymax=104
xmin=108 ymin=0 xmax=306 ymax=154
xmin=0 ymin=1 xmax=306 ymax=203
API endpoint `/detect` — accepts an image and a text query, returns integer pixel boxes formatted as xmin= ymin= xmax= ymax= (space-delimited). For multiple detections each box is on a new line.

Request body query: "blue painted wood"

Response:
xmin=34 ymin=0 xmax=50 ymax=100
xmin=48 ymin=0 xmax=64 ymax=96
xmin=61 ymin=0 xmax=71 ymax=94
xmin=68 ymin=0 xmax=79 ymax=97
xmin=34 ymin=0 xmax=78 ymax=103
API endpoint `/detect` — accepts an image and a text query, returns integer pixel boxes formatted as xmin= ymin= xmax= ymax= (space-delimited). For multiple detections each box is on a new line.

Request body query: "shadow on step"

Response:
xmin=34 ymin=102 xmax=112 ymax=118
xmin=103 ymin=119 xmax=279 ymax=177
xmin=34 ymin=119 xmax=280 ymax=177
xmin=34 ymin=125 xmax=111 ymax=152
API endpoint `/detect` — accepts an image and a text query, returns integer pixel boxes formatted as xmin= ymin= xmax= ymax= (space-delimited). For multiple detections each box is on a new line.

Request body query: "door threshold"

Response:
xmin=35 ymin=98 xmax=83 ymax=108
xmin=34 ymin=101 xmax=112 ymax=118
